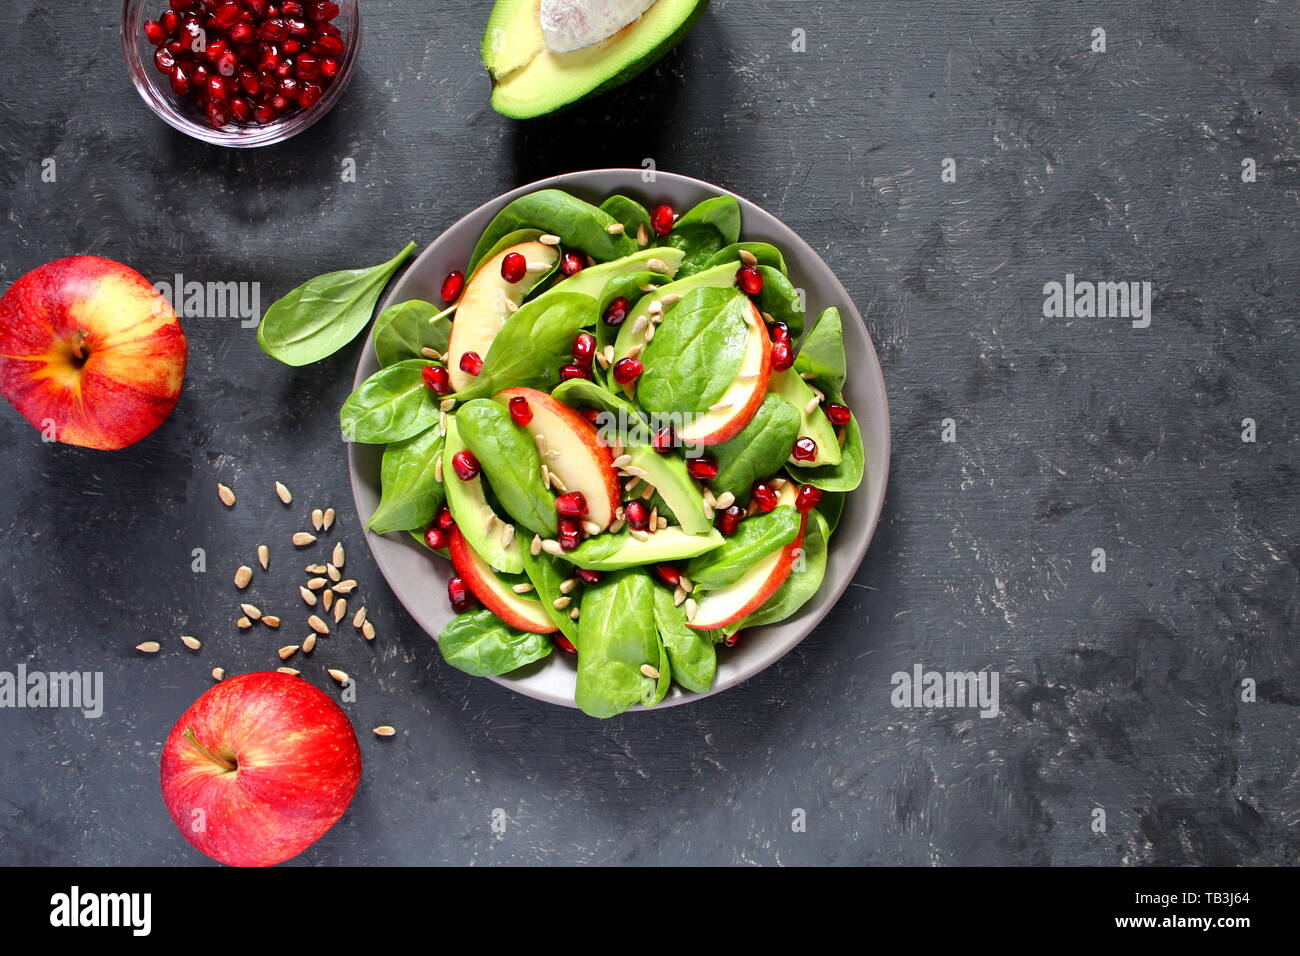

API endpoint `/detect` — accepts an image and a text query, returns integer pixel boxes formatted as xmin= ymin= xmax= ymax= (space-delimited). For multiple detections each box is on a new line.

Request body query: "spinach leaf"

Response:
xmin=599 ymin=195 xmax=652 ymax=244
xmin=652 ymin=585 xmax=716 ymax=694
xmin=817 ymin=490 xmax=845 ymax=533
xmin=786 ymin=388 xmax=864 ymax=492
xmin=439 ymin=609 xmax=552 ymax=677
xmin=685 ymin=506 xmax=802 ymax=589
xmin=451 ymin=292 xmax=594 ymax=401
xmin=755 ymin=265 xmax=805 ymax=338
xmin=469 ymin=190 xmax=635 ymax=272
xmin=456 ymin=398 xmax=556 ymax=537
xmin=339 ymin=359 xmax=438 ymax=444
xmin=518 ymin=547 xmax=580 ymax=646
xmin=551 ymin=377 xmax=646 ymax=424
xmin=574 ymin=570 xmax=662 ymax=718
xmin=740 ymin=510 xmax=830 ymax=630
xmin=660 ymin=196 xmax=742 ymax=277
xmin=704 ymin=241 xmax=788 ymax=274
xmin=258 ymin=241 xmax=417 ymax=366
xmin=368 ymin=424 xmax=445 ymax=535
xmin=373 ymin=300 xmax=453 ymax=368
xmin=637 ymin=287 xmax=749 ymax=414
xmin=709 ymin=394 xmax=800 ymax=501
xmin=794 ymin=307 xmax=845 ymax=393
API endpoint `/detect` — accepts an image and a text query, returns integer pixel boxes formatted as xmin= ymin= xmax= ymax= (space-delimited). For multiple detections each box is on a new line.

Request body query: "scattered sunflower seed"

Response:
xmin=307 ymin=577 xmax=327 ymax=590
xmin=305 ymin=563 xmax=327 ymax=574
xmin=714 ymin=492 xmax=735 ymax=510
xmin=636 ymin=223 xmax=649 ymax=247
xmin=353 ymin=607 xmax=367 ymax=627
xmin=275 ymin=481 xmax=292 ymax=504
xmin=362 ymin=621 xmax=376 ymax=641
xmin=322 ymin=590 xmax=334 ymax=611
xmin=293 ymin=532 xmax=317 ymax=547
xmin=512 ymin=581 xmax=535 ymax=594
xmin=257 ymin=545 xmax=269 ymax=570
xmin=323 ymin=508 xmax=336 ymax=531
xmin=530 ymin=534 xmax=543 ymax=556
xmin=300 ymin=586 xmax=317 ymax=605
xmin=541 ymin=539 xmax=564 ymax=557
xmin=630 ymin=529 xmax=650 ymax=542
xmin=136 ymin=641 xmax=160 ymax=653
xmin=277 ymin=667 xmax=300 ymax=675
xmin=660 ymin=293 xmax=682 ymax=307
xmin=606 ymin=222 xmax=625 ymax=235
xmin=684 ymin=598 xmax=697 ymax=621
xmin=611 ymin=454 xmax=632 ymax=469
xmin=640 ymin=664 xmax=660 ymax=680
xmin=234 ymin=565 xmax=253 ymax=589
xmin=373 ymin=725 xmax=396 ymax=737
xmin=333 ymin=598 xmax=347 ymax=624
xmin=558 ymin=578 xmax=577 ymax=595
xmin=539 ymin=233 xmax=561 ymax=246
xmin=311 ymin=509 xmax=324 ymax=531
xmin=303 ymin=633 xmax=317 ymax=653
xmin=277 ymin=645 xmax=299 ymax=661
xmin=804 ymin=395 xmax=822 ymax=415
xmin=308 ymin=615 xmax=329 ymax=634
xmin=236 ymin=617 xmax=252 ymax=630
xmin=334 ymin=580 xmax=358 ymax=594
xmin=327 ymin=563 xmax=342 ymax=582
xmin=211 ymin=667 xmax=225 ymax=681
xmin=420 ymin=347 xmax=441 ymax=360
xmin=240 ymin=603 xmax=261 ymax=620
xmin=263 ymin=616 xmax=281 ymax=628
xmin=217 ymin=483 xmax=236 ymax=507
xmin=553 ymin=596 xmax=571 ymax=610
xmin=181 ymin=635 xmax=201 ymax=651
xmin=569 ymin=606 xmax=580 ymax=620
xmin=328 ymin=669 xmax=350 ymax=685
xmin=673 ymin=586 xmax=686 ymax=606
xmin=739 ymin=249 xmax=758 ymax=266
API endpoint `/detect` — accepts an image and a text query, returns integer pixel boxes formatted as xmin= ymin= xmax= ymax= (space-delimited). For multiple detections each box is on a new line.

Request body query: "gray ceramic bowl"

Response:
xmin=347 ymin=169 xmax=890 ymax=711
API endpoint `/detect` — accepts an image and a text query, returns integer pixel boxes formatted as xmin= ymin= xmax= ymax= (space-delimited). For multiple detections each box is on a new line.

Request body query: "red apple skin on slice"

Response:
xmin=449 ymin=528 xmax=557 ymax=634
xmin=160 ymin=672 xmax=361 ymax=867
xmin=689 ymin=485 xmax=806 ymax=631
xmin=446 ymin=241 xmax=558 ymax=392
xmin=493 ymin=386 xmax=620 ymax=530
xmin=677 ymin=302 xmax=771 ymax=447
xmin=0 ymin=256 xmax=187 ymax=450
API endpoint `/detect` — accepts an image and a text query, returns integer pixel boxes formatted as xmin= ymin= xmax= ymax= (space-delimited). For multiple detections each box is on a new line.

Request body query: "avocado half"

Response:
xmin=482 ymin=0 xmax=711 ymax=119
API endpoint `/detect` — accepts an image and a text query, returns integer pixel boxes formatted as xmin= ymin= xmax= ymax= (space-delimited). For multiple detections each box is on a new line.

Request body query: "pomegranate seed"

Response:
xmin=560 ymin=363 xmax=589 ymax=381
xmin=554 ymin=634 xmax=578 ymax=655
xmin=276 ymin=58 xmax=295 ymax=78
xmin=297 ymin=80 xmax=323 ymax=108
xmin=244 ymin=0 xmax=267 ymax=14
xmin=723 ymin=632 xmax=740 ymax=648
xmin=160 ymin=10 xmax=180 ymax=35
xmin=213 ymin=2 xmax=243 ymax=29
xmin=436 ymin=504 xmax=456 ymax=530
xmin=168 ymin=0 xmax=193 ymax=9
xmin=170 ymin=66 xmax=191 ymax=95
xmin=258 ymin=17 xmax=288 ymax=41
xmin=448 ymin=576 xmax=473 ymax=612
xmin=217 ymin=49 xmax=239 ymax=76
xmin=191 ymin=62 xmax=209 ymax=85
xmin=623 ymin=500 xmax=649 ymax=531
xmin=751 ymin=482 xmax=779 ymax=512
xmin=558 ymin=516 xmax=582 ymax=551
xmin=228 ymin=21 xmax=255 ymax=43
xmin=316 ymin=33 xmax=344 ymax=55
xmin=795 ymin=484 xmax=823 ymax=512
xmin=654 ymin=564 xmax=680 ymax=587
xmin=572 ymin=332 xmax=596 ymax=366
xmin=555 ymin=492 xmax=588 ymax=517
xmin=253 ymin=103 xmax=277 ymax=124
xmin=208 ymin=75 xmax=229 ymax=100
xmin=239 ymin=68 xmax=259 ymax=94
xmin=437 ymin=270 xmax=464 ymax=302
xmin=144 ymin=19 xmax=167 ymax=45
xmin=229 ymin=95 xmax=251 ymax=121
xmin=771 ymin=339 xmax=793 ymax=372
xmin=612 ymin=357 xmax=642 ymax=385
xmin=206 ymin=38 xmax=229 ymax=62
xmin=154 ymin=46 xmax=177 ymax=73
xmin=271 ymin=93 xmax=291 ymax=112
xmin=792 ymin=437 xmax=818 ymax=462
xmin=459 ymin=351 xmax=483 ymax=376
xmin=451 ymin=450 xmax=480 ymax=481
xmin=320 ymin=56 xmax=339 ymax=77
xmin=826 ymin=402 xmax=852 ymax=426
xmin=296 ymin=52 xmax=319 ymax=78
xmin=500 ymin=252 xmax=526 ymax=283
xmin=508 ymin=395 xmax=532 ymax=426
xmin=686 ymin=455 xmax=718 ymax=481
xmin=286 ymin=18 xmax=311 ymax=39
xmin=309 ymin=2 xmax=341 ymax=22
xmin=651 ymin=427 xmax=673 ymax=454
xmin=575 ymin=568 xmax=602 ymax=585
xmin=650 ymin=204 xmax=675 ymax=236
xmin=736 ymin=265 xmax=763 ymax=295
xmin=602 ymin=296 xmax=629 ymax=326
xmin=282 ymin=1 xmax=305 ymax=16
xmin=717 ymin=505 xmax=745 ymax=536
xmin=207 ymin=101 xmax=230 ymax=127
xmin=560 ymin=251 xmax=584 ymax=276
xmin=423 ymin=525 xmax=450 ymax=550
xmin=422 ymin=364 xmax=451 ymax=395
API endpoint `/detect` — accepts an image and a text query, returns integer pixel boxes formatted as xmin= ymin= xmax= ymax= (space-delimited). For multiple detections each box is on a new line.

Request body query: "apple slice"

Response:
xmin=493 ymin=386 xmax=620 ymax=530
xmin=447 ymin=240 xmax=559 ymax=392
xmin=449 ymin=528 xmax=557 ymax=634
xmin=689 ymin=484 xmax=805 ymax=630
xmin=677 ymin=301 xmax=772 ymax=447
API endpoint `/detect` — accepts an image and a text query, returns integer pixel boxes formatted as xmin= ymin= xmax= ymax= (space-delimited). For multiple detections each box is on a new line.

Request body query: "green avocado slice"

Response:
xmin=545 ymin=247 xmax=684 ymax=299
xmin=768 ymin=369 xmax=841 ymax=467
xmin=442 ymin=417 xmax=523 ymax=574
xmin=622 ymin=445 xmax=711 ymax=534
xmin=561 ymin=527 xmax=723 ymax=571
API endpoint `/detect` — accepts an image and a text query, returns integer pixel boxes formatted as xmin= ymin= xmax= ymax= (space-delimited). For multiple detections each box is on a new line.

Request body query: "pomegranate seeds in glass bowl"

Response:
xmin=121 ymin=0 xmax=360 ymax=148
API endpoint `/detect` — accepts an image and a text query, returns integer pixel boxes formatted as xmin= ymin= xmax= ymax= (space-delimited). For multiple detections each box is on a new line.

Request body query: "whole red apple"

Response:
xmin=0 ymin=255 xmax=187 ymax=450
xmin=160 ymin=672 xmax=362 ymax=867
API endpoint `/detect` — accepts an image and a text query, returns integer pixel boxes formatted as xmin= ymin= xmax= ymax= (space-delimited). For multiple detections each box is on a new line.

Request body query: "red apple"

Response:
xmin=449 ymin=527 xmax=557 ymax=633
xmin=160 ymin=672 xmax=361 ymax=867
xmin=677 ymin=302 xmax=772 ymax=446
xmin=0 ymin=256 xmax=187 ymax=450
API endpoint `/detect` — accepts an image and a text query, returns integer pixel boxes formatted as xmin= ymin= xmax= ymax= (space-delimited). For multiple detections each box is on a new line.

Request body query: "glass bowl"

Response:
xmin=121 ymin=0 xmax=361 ymax=148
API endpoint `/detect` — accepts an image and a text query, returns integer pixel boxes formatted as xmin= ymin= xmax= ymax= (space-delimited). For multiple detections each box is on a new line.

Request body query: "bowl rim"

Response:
xmin=346 ymin=168 xmax=892 ymax=712
xmin=119 ymin=0 xmax=361 ymax=149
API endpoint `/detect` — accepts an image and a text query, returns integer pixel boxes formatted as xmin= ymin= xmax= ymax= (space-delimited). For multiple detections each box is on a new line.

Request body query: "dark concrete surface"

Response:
xmin=0 ymin=1 xmax=1295 ymax=866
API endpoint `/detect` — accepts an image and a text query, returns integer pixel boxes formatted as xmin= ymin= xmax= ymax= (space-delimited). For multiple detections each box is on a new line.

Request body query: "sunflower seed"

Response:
xmin=237 ymin=617 xmax=252 ymax=630
xmin=278 ymin=645 xmax=299 ymax=660
xmin=311 ymin=509 xmax=324 ymax=531
xmin=624 ymin=476 xmax=641 ymax=494
xmin=240 ymin=603 xmax=261 ymax=620
xmin=539 ymin=233 xmax=562 ymax=246
xmin=275 ymin=481 xmax=292 ymax=504
xmin=333 ymin=598 xmax=347 ymax=624
xmin=631 ymin=315 xmax=648 ymax=336
xmin=334 ymin=580 xmax=358 ymax=594
xmin=211 ymin=667 xmax=225 ymax=681
xmin=420 ymin=347 xmax=441 ymax=360
xmin=136 ymin=641 xmax=160 ymax=653
xmin=257 ymin=545 xmax=269 ymax=570
xmin=639 ymin=282 xmax=657 ymax=293
xmin=327 ymin=564 xmax=341 ymax=582
xmin=323 ymin=508 xmax=336 ymax=531
xmin=640 ymin=664 xmax=660 ymax=680
xmin=526 ymin=260 xmax=552 ymax=273
xmin=644 ymin=323 xmax=656 ymax=342
xmin=583 ymin=520 xmax=602 ymax=536
xmin=552 ymin=596 xmax=571 ymax=610
xmin=685 ymin=598 xmax=697 ymax=621
xmin=627 ymin=343 xmax=643 ymax=359
xmin=530 ymin=534 xmax=543 ymax=556
xmin=569 ymin=606 xmax=581 ymax=620
xmin=558 ymin=578 xmax=577 ymax=595
xmin=328 ymin=669 xmax=349 ymax=685
xmin=769 ymin=477 xmax=788 ymax=490
xmin=647 ymin=299 xmax=663 ymax=315
xmin=739 ymin=249 xmax=758 ymax=266
xmin=673 ymin=585 xmax=686 ymax=606
xmin=293 ymin=532 xmax=317 ymax=547
xmin=353 ymin=606 xmax=367 ymax=627
xmin=541 ymin=539 xmax=563 ymax=557
xmin=540 ymin=464 xmax=551 ymax=488
xmin=761 ymin=311 xmax=776 ymax=325
xmin=440 ymin=410 xmax=448 ymax=431
xmin=373 ymin=725 xmax=397 ymax=737
xmin=702 ymin=487 xmax=716 ymax=508
xmin=606 ymin=222 xmax=625 ymax=235
xmin=262 ymin=615 xmax=281 ymax=628
xmin=332 ymin=542 xmax=345 ymax=567
xmin=439 ymin=398 xmax=455 ymax=413
xmin=308 ymin=615 xmax=329 ymax=634
xmin=307 ymin=577 xmax=326 ymax=590
xmin=435 ymin=457 xmax=443 ymax=482
xmin=322 ymin=589 xmax=334 ymax=611
xmin=505 ymin=298 xmax=519 ymax=313
xmin=305 ymin=563 xmax=327 ymax=574
xmin=636 ymin=223 xmax=649 ymax=247
xmin=234 ymin=566 xmax=253 ymax=589
xmin=181 ymin=635 xmax=201 ymax=651
xmin=657 ymin=516 xmax=668 ymax=530
xmin=623 ymin=465 xmax=648 ymax=478
xmin=678 ymin=574 xmax=694 ymax=593
xmin=630 ymin=529 xmax=650 ymax=542
xmin=646 ymin=259 xmax=670 ymax=274
xmin=611 ymin=454 xmax=632 ymax=469
xmin=217 ymin=483 xmax=236 ymax=507
xmin=549 ymin=473 xmax=568 ymax=493
xmin=512 ymin=581 xmax=535 ymax=594
xmin=714 ymin=491 xmax=735 ymax=510
xmin=362 ymin=621 xmax=376 ymax=641
xmin=534 ymin=433 xmax=547 ymax=454
xmin=804 ymin=395 xmax=822 ymax=415
xmin=300 ymin=586 xmax=317 ymax=605
xmin=277 ymin=667 xmax=300 ymax=675
xmin=609 ymin=517 xmax=626 ymax=533
xmin=640 ymin=483 xmax=655 ymax=501
xmin=603 ymin=345 xmax=615 ymax=364
xmin=501 ymin=523 xmax=515 ymax=547
xmin=302 ymin=633 xmax=317 ymax=653
xmin=648 ymin=507 xmax=658 ymax=529
xmin=660 ymin=292 xmax=682 ymax=308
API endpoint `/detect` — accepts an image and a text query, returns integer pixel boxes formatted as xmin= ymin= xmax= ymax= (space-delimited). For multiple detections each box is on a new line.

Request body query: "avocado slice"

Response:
xmin=483 ymin=0 xmax=711 ymax=119
xmin=442 ymin=418 xmax=524 ymax=574
xmin=768 ymin=369 xmax=841 ymax=467
xmin=623 ymin=445 xmax=712 ymax=534
xmin=561 ymin=526 xmax=723 ymax=571
xmin=545 ymin=247 xmax=683 ymax=299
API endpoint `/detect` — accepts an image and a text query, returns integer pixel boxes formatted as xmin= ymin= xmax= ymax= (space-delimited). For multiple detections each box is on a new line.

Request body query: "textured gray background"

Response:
xmin=0 ymin=1 xmax=1296 ymax=866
